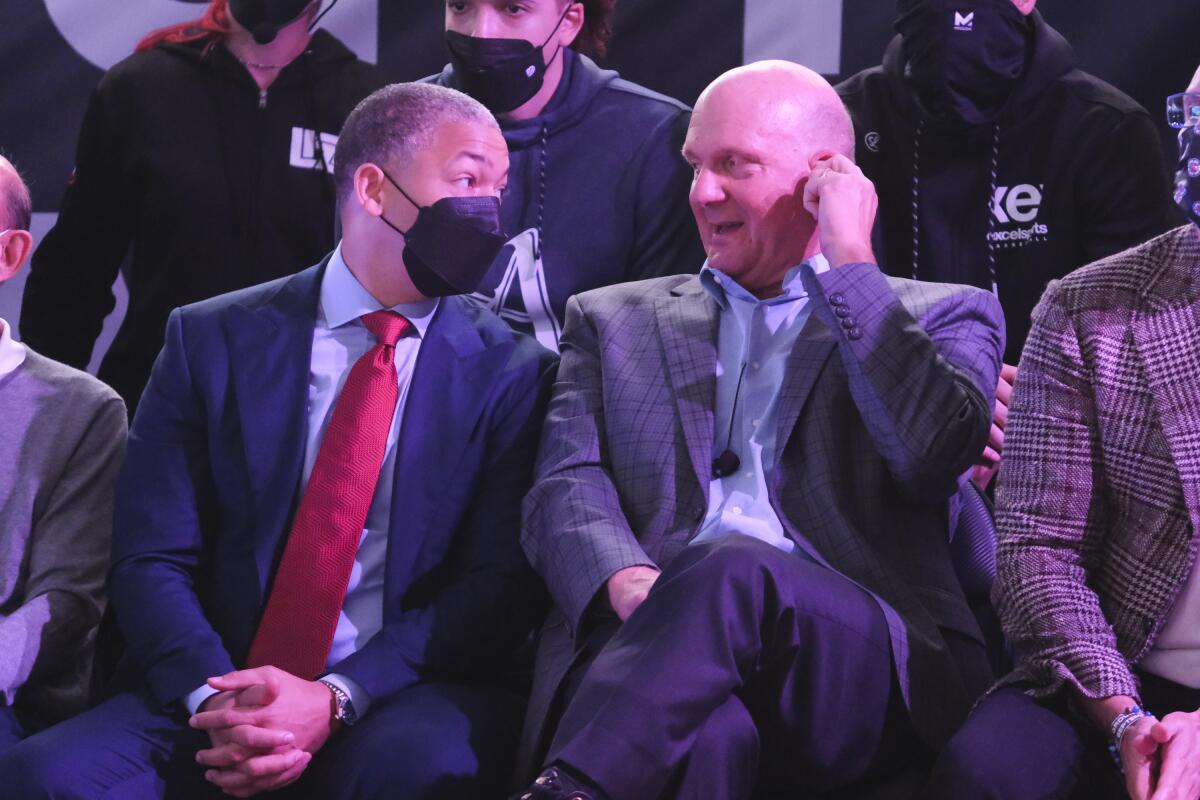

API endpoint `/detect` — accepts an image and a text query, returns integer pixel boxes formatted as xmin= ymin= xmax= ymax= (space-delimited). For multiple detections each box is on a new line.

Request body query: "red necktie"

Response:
xmin=247 ymin=310 xmax=412 ymax=678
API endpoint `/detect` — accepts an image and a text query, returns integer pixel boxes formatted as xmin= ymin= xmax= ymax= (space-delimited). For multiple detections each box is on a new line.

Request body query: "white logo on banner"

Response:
xmin=954 ymin=11 xmax=975 ymax=31
xmin=289 ymin=127 xmax=338 ymax=171
xmin=42 ymin=0 xmax=379 ymax=70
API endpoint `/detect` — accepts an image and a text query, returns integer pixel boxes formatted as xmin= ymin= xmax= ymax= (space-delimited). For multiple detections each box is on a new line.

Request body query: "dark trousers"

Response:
xmin=0 ymin=682 xmax=523 ymax=800
xmin=925 ymin=671 xmax=1200 ymax=799
xmin=0 ymin=706 xmax=26 ymax=758
xmin=549 ymin=536 xmax=925 ymax=800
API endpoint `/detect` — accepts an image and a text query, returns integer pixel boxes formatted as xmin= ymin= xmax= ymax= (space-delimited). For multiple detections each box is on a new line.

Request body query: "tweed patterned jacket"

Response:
xmin=994 ymin=225 xmax=1200 ymax=702
xmin=520 ymin=262 xmax=1004 ymax=759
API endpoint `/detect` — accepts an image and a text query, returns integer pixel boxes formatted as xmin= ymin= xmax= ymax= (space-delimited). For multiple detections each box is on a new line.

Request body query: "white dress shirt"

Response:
xmin=187 ymin=244 xmax=439 ymax=716
xmin=692 ymin=254 xmax=829 ymax=554
xmin=0 ymin=318 xmax=27 ymax=380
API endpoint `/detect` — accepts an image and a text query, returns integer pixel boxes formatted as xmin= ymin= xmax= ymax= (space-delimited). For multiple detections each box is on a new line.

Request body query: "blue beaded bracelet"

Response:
xmin=1108 ymin=704 xmax=1154 ymax=770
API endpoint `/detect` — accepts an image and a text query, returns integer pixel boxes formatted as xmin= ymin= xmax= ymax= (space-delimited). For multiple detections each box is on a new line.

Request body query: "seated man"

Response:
xmin=0 ymin=83 xmax=557 ymax=799
xmin=516 ymin=61 xmax=1005 ymax=800
xmin=926 ymin=65 xmax=1200 ymax=800
xmin=0 ymin=156 xmax=126 ymax=754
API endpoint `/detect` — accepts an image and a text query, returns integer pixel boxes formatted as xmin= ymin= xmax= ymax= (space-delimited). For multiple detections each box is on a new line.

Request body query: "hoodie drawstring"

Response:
xmin=985 ymin=124 xmax=1000 ymax=296
xmin=910 ymin=119 xmax=925 ymax=282
xmin=910 ymin=120 xmax=1002 ymax=298
xmin=532 ymin=123 xmax=549 ymax=261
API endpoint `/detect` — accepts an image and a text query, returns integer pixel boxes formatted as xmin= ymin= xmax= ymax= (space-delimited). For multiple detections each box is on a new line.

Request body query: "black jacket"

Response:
xmin=837 ymin=13 xmax=1174 ymax=361
xmin=429 ymin=50 xmax=703 ymax=352
xmin=20 ymin=30 xmax=389 ymax=410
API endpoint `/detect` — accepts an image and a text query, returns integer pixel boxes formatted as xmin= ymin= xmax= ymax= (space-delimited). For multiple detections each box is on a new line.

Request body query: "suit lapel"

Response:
xmin=1132 ymin=237 xmax=1200 ymax=534
xmin=655 ymin=281 xmax=720 ymax=493
xmin=228 ymin=263 xmax=324 ymax=586
xmin=775 ymin=311 xmax=837 ymax=452
xmin=383 ymin=300 xmax=499 ymax=605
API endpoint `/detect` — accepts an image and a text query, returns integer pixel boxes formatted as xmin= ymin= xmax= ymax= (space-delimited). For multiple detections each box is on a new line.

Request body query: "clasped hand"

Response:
xmin=1122 ymin=709 xmax=1200 ymax=800
xmin=188 ymin=666 xmax=335 ymax=797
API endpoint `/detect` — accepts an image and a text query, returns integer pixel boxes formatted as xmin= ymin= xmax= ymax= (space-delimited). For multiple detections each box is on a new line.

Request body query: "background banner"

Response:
xmin=1 ymin=0 xmax=1196 ymax=369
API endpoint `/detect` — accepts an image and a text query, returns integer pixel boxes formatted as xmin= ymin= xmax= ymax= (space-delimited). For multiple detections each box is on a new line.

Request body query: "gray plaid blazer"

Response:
xmin=994 ymin=225 xmax=1200 ymax=702
xmin=519 ymin=262 xmax=1004 ymax=764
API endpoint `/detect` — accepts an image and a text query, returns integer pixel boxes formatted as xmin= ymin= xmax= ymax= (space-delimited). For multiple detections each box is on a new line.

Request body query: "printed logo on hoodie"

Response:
xmin=289 ymin=127 xmax=339 ymax=172
xmin=989 ymin=183 xmax=1050 ymax=247
xmin=466 ymin=228 xmax=564 ymax=353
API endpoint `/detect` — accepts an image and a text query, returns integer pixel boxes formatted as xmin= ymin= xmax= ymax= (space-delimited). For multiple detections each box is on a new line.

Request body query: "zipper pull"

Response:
xmin=258 ymin=88 xmax=268 ymax=110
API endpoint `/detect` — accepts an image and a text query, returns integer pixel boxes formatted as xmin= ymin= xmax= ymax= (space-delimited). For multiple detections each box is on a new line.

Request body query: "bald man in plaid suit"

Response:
xmin=515 ymin=61 xmax=1005 ymax=800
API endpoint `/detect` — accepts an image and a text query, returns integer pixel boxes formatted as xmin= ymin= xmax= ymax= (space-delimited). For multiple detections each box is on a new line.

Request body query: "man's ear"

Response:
xmin=560 ymin=1 xmax=585 ymax=48
xmin=354 ymin=163 xmax=387 ymax=217
xmin=0 ymin=230 xmax=33 ymax=283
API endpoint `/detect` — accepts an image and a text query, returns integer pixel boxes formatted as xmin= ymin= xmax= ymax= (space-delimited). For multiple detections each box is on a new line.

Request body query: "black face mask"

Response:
xmin=228 ymin=0 xmax=336 ymax=45
xmin=377 ymin=171 xmax=507 ymax=297
xmin=444 ymin=3 xmax=575 ymax=114
xmin=895 ymin=0 xmax=1031 ymax=125
xmin=1175 ymin=125 xmax=1200 ymax=227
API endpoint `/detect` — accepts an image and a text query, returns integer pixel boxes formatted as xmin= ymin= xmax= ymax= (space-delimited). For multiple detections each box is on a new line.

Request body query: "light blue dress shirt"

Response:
xmin=187 ymin=244 xmax=439 ymax=717
xmin=691 ymin=253 xmax=830 ymax=554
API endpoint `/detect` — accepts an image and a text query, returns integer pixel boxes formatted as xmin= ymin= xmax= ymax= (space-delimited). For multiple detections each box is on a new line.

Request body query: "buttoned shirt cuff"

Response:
xmin=185 ymin=683 xmax=221 ymax=716
xmin=321 ymin=672 xmax=372 ymax=719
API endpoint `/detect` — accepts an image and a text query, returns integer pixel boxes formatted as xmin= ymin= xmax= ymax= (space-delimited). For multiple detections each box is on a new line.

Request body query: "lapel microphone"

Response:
xmin=712 ymin=362 xmax=748 ymax=478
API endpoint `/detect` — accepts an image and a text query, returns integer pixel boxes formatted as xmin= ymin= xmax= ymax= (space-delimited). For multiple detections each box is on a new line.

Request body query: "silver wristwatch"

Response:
xmin=319 ymin=679 xmax=358 ymax=726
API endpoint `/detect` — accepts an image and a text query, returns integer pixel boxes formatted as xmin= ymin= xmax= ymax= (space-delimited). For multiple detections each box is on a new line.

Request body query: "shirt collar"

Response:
xmin=700 ymin=252 xmax=830 ymax=309
xmin=320 ymin=243 xmax=440 ymax=337
xmin=0 ymin=318 xmax=27 ymax=379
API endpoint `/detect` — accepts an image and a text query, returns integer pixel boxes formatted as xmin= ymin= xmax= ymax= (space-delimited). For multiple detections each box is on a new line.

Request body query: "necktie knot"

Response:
xmin=362 ymin=310 xmax=411 ymax=347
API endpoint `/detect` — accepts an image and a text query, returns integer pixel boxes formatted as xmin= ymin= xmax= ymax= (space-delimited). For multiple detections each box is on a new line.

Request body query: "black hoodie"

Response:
xmin=429 ymin=49 xmax=703 ymax=352
xmin=20 ymin=30 xmax=389 ymax=410
xmin=837 ymin=12 xmax=1174 ymax=361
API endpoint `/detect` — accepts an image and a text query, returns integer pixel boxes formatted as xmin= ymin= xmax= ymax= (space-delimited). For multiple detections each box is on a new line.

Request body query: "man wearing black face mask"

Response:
xmin=424 ymin=0 xmax=703 ymax=353
xmin=0 ymin=83 xmax=557 ymax=800
xmin=837 ymin=0 xmax=1174 ymax=489
xmin=923 ymin=66 xmax=1200 ymax=800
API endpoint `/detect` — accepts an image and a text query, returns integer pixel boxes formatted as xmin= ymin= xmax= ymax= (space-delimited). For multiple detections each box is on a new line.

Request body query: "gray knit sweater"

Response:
xmin=0 ymin=348 xmax=126 ymax=729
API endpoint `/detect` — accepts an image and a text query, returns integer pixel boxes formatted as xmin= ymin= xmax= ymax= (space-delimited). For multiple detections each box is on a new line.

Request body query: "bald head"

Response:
xmin=695 ymin=60 xmax=855 ymax=163
xmin=682 ymin=60 xmax=858 ymax=294
xmin=0 ymin=156 xmax=31 ymax=233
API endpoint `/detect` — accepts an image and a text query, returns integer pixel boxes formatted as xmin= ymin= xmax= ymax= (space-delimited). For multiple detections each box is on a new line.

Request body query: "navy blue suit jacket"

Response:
xmin=109 ymin=258 xmax=558 ymax=708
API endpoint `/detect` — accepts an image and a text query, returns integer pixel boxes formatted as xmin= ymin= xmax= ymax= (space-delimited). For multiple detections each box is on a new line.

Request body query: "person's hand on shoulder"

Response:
xmin=972 ymin=363 xmax=1017 ymax=490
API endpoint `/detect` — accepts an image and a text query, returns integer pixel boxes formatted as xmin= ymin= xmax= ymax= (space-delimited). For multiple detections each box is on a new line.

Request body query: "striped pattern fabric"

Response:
xmin=994 ymin=225 xmax=1200 ymax=701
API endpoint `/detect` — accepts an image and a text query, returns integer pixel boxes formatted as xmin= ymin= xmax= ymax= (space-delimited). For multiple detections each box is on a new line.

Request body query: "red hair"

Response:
xmin=135 ymin=0 xmax=234 ymax=53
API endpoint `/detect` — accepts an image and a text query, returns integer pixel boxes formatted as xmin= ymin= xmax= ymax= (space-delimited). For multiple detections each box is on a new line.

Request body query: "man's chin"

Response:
xmin=705 ymin=250 xmax=743 ymax=275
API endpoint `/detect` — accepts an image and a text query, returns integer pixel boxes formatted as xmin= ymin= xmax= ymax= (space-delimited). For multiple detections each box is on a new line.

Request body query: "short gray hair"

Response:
xmin=333 ymin=83 xmax=497 ymax=206
xmin=0 ymin=155 xmax=32 ymax=231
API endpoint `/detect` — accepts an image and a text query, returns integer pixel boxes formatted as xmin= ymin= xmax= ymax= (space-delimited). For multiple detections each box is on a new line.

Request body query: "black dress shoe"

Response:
xmin=513 ymin=765 xmax=599 ymax=800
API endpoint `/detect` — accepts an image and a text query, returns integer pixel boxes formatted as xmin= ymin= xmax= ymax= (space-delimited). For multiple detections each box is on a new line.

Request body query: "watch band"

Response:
xmin=319 ymin=678 xmax=358 ymax=726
